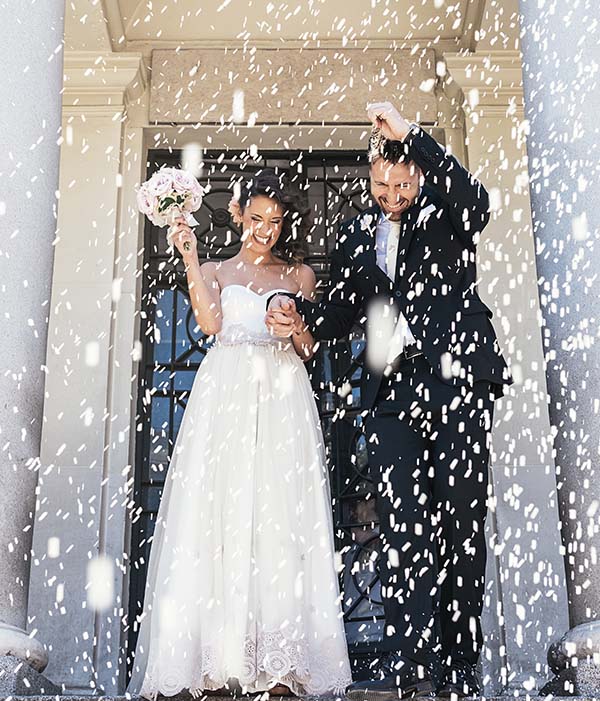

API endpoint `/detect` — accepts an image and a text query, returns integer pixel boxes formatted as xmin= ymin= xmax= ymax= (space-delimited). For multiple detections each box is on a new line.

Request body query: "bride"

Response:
xmin=127 ymin=170 xmax=352 ymax=699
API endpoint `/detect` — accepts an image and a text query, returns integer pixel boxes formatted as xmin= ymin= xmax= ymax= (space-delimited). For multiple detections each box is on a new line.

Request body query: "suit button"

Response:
xmin=395 ymin=290 xmax=402 ymax=298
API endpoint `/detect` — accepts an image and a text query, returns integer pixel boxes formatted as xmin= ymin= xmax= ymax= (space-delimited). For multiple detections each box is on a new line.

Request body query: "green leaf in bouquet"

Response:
xmin=158 ymin=196 xmax=177 ymax=212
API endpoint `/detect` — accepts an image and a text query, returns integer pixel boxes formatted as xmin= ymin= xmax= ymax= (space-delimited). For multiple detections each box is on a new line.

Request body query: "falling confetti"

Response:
xmin=4 ymin=0 xmax=598 ymax=699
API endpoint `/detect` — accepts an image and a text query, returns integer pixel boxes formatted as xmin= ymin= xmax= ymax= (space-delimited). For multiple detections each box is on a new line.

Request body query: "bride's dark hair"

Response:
xmin=238 ymin=169 xmax=311 ymax=264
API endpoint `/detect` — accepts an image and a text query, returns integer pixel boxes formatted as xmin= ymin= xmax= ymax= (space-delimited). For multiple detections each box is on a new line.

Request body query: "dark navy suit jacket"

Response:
xmin=294 ymin=126 xmax=512 ymax=409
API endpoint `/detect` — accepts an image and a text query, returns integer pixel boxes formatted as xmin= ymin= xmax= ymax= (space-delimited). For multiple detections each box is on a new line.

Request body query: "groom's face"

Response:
xmin=370 ymin=158 xmax=421 ymax=221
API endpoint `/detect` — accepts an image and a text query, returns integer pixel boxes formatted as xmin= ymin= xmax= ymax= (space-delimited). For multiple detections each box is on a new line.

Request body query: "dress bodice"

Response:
xmin=217 ymin=285 xmax=292 ymax=345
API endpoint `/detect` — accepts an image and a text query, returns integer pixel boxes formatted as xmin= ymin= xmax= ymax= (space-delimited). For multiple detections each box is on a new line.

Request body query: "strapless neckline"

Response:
xmin=216 ymin=284 xmax=297 ymax=348
xmin=220 ymin=284 xmax=296 ymax=298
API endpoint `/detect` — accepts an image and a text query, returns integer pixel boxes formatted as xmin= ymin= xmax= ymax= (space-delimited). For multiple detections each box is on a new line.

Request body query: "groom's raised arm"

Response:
xmin=367 ymin=101 xmax=489 ymax=250
xmin=404 ymin=125 xmax=490 ymax=249
xmin=268 ymin=225 xmax=363 ymax=341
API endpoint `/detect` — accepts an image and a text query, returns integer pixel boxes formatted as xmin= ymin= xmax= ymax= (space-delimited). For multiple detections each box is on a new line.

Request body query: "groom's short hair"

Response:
xmin=368 ymin=130 xmax=412 ymax=167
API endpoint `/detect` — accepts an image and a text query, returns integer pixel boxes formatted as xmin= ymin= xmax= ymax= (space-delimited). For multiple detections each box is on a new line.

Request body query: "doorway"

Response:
xmin=128 ymin=148 xmax=384 ymax=679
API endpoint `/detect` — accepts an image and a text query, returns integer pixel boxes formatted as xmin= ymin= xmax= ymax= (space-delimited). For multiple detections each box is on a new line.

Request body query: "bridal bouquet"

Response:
xmin=136 ymin=167 xmax=205 ymax=251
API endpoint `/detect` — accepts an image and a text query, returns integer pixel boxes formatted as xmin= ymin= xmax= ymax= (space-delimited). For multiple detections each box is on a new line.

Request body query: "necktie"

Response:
xmin=385 ymin=220 xmax=401 ymax=282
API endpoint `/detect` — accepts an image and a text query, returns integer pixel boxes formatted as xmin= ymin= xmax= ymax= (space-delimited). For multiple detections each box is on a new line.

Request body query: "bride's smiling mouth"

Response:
xmin=250 ymin=230 xmax=274 ymax=246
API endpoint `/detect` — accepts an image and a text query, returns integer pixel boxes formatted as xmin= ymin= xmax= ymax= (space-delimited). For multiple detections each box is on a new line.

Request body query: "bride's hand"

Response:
xmin=266 ymin=308 xmax=294 ymax=337
xmin=170 ymin=216 xmax=198 ymax=260
xmin=265 ymin=300 xmax=304 ymax=337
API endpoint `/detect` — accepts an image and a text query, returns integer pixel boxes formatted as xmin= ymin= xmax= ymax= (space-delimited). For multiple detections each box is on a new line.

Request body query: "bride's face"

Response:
xmin=241 ymin=195 xmax=284 ymax=253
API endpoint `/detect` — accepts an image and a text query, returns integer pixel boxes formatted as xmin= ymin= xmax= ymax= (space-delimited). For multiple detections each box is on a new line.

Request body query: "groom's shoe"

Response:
xmin=437 ymin=660 xmax=481 ymax=698
xmin=345 ymin=653 xmax=435 ymax=701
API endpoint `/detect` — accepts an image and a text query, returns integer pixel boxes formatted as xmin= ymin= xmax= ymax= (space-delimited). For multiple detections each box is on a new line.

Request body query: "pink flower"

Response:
xmin=173 ymin=170 xmax=205 ymax=209
xmin=172 ymin=169 xmax=195 ymax=194
xmin=228 ymin=196 xmax=243 ymax=224
xmin=147 ymin=170 xmax=174 ymax=199
xmin=187 ymin=180 xmax=205 ymax=209
xmin=135 ymin=184 xmax=154 ymax=216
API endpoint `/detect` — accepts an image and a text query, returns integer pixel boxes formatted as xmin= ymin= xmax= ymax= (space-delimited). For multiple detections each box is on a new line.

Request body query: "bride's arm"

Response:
xmin=171 ymin=217 xmax=222 ymax=336
xmin=290 ymin=264 xmax=317 ymax=361
xmin=185 ymin=260 xmax=222 ymax=336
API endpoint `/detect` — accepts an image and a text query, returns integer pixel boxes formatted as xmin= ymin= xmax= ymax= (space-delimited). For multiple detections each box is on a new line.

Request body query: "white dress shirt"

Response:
xmin=375 ymin=212 xmax=417 ymax=363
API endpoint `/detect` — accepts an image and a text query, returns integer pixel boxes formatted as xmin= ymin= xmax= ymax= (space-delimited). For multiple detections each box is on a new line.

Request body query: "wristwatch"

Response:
xmin=403 ymin=122 xmax=421 ymax=142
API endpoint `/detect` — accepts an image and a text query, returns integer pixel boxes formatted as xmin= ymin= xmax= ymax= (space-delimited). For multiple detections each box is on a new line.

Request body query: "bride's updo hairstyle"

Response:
xmin=238 ymin=169 xmax=311 ymax=264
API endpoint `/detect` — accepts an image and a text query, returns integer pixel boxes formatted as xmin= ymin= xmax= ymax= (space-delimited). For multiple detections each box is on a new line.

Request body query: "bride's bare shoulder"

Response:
xmin=295 ymin=263 xmax=315 ymax=282
xmin=293 ymin=263 xmax=316 ymax=300
xmin=199 ymin=260 xmax=223 ymax=290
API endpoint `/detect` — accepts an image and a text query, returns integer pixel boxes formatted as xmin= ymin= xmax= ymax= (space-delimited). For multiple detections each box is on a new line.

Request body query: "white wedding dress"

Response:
xmin=127 ymin=284 xmax=352 ymax=699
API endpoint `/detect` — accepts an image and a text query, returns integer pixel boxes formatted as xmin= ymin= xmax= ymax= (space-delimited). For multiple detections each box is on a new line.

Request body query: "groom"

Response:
xmin=266 ymin=102 xmax=512 ymax=699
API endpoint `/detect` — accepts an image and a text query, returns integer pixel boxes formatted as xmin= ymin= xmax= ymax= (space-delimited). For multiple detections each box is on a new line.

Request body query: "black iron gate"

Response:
xmin=127 ymin=148 xmax=385 ymax=679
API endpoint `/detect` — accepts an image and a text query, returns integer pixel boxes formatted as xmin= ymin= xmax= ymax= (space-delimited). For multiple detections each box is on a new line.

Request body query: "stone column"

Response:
xmin=445 ymin=53 xmax=569 ymax=694
xmin=25 ymin=51 xmax=146 ymax=695
xmin=0 ymin=1 xmax=64 ymax=694
xmin=519 ymin=0 xmax=600 ymax=694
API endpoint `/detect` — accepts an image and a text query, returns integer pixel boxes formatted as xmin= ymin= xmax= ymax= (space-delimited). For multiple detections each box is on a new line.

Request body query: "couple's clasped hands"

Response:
xmin=265 ymin=295 xmax=304 ymax=338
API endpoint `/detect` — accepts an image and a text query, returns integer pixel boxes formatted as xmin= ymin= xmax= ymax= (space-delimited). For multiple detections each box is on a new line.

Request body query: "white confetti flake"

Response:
xmin=86 ymin=556 xmax=114 ymax=612
xmin=111 ymin=277 xmax=122 ymax=302
xmin=366 ymin=299 xmax=396 ymax=372
xmin=47 ymin=537 xmax=60 ymax=559
xmin=85 ymin=341 xmax=100 ymax=367
xmin=388 ymin=548 xmax=400 ymax=568
xmin=572 ymin=212 xmax=589 ymax=241
xmin=82 ymin=406 xmax=94 ymax=427
xmin=440 ymin=352 xmax=453 ymax=380
xmin=182 ymin=142 xmax=204 ymax=179
xmin=488 ymin=187 xmax=502 ymax=212
xmin=232 ymin=89 xmax=245 ymax=124
xmin=468 ymin=88 xmax=480 ymax=109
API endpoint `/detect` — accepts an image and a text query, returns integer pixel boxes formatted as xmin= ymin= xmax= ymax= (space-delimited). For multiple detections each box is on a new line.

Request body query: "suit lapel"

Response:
xmin=395 ymin=188 xmax=436 ymax=281
xmin=353 ymin=205 xmax=391 ymax=286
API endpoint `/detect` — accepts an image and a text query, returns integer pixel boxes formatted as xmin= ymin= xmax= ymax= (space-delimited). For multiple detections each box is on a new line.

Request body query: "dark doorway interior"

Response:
xmin=127 ymin=148 xmax=384 ymax=680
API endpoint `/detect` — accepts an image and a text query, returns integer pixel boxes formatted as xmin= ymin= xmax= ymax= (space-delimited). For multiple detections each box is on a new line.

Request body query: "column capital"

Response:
xmin=445 ymin=50 xmax=524 ymax=114
xmin=62 ymin=51 xmax=148 ymax=117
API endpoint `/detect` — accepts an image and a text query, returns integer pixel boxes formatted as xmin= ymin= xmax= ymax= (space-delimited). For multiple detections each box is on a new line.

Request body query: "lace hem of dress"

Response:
xmin=215 ymin=323 xmax=292 ymax=349
xmin=138 ymin=630 xmax=352 ymax=699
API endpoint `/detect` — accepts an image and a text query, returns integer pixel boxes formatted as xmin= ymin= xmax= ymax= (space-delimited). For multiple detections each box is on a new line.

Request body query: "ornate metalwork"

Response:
xmin=128 ymin=149 xmax=385 ymax=679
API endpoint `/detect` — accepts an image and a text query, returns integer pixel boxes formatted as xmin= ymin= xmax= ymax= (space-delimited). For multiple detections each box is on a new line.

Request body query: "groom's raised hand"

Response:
xmin=366 ymin=101 xmax=412 ymax=142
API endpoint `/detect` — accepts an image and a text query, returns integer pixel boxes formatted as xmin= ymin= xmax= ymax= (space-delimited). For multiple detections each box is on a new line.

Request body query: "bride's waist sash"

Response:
xmin=214 ymin=324 xmax=294 ymax=352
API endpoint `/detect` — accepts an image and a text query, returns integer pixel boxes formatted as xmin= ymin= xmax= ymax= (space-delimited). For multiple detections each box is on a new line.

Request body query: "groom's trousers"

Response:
xmin=364 ymin=353 xmax=495 ymax=670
